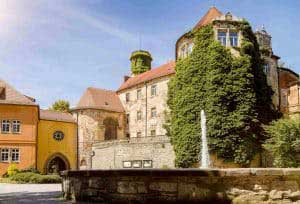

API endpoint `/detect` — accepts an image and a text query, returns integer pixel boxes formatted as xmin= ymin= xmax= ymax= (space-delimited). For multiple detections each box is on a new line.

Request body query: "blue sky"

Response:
xmin=0 ymin=0 xmax=299 ymax=108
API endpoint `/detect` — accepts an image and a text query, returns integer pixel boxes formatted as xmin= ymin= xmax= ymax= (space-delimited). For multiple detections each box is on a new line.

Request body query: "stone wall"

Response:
xmin=72 ymin=109 xmax=125 ymax=170
xmin=92 ymin=136 xmax=175 ymax=169
xmin=62 ymin=168 xmax=300 ymax=204
xmin=118 ymin=76 xmax=171 ymax=138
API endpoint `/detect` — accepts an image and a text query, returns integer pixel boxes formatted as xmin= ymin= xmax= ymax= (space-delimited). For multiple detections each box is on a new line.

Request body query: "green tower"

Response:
xmin=130 ymin=50 xmax=152 ymax=75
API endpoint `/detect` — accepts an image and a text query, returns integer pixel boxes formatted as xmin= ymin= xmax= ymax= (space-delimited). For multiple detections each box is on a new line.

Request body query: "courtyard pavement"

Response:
xmin=0 ymin=183 xmax=68 ymax=203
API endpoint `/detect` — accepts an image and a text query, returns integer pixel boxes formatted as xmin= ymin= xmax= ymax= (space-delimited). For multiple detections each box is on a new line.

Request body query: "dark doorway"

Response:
xmin=46 ymin=156 xmax=67 ymax=174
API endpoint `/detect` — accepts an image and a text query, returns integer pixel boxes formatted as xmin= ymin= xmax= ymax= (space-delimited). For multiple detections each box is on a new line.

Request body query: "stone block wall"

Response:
xmin=72 ymin=109 xmax=125 ymax=169
xmin=92 ymin=136 xmax=175 ymax=169
xmin=62 ymin=168 xmax=300 ymax=204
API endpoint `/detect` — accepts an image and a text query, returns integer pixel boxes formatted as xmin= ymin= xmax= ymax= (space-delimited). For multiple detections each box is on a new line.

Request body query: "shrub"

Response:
xmin=7 ymin=164 xmax=19 ymax=177
xmin=18 ymin=166 xmax=40 ymax=174
xmin=264 ymin=118 xmax=300 ymax=167
xmin=10 ymin=172 xmax=62 ymax=184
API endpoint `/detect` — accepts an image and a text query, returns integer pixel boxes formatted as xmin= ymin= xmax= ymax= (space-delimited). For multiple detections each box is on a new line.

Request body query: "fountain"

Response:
xmin=200 ymin=110 xmax=210 ymax=168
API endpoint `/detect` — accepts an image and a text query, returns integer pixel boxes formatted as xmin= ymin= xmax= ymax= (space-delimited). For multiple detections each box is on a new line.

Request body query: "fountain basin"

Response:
xmin=61 ymin=168 xmax=300 ymax=203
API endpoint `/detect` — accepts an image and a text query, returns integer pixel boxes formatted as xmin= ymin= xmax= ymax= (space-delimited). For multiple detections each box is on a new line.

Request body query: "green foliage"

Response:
xmin=130 ymin=50 xmax=152 ymax=75
xmin=49 ymin=100 xmax=70 ymax=112
xmin=18 ymin=166 xmax=40 ymax=174
xmin=167 ymin=22 xmax=277 ymax=167
xmin=264 ymin=118 xmax=300 ymax=167
xmin=7 ymin=164 xmax=19 ymax=177
xmin=10 ymin=172 xmax=62 ymax=184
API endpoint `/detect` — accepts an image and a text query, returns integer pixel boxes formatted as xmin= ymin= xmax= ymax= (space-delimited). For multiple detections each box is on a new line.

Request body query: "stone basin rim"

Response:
xmin=60 ymin=168 xmax=300 ymax=177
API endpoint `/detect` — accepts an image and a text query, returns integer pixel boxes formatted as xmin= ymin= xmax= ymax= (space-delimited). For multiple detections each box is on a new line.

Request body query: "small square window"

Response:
xmin=12 ymin=120 xmax=21 ymax=134
xmin=2 ymin=120 xmax=10 ymax=133
xmin=151 ymin=107 xmax=157 ymax=118
xmin=137 ymin=89 xmax=142 ymax=100
xmin=150 ymin=130 xmax=156 ymax=137
xmin=137 ymin=111 xmax=142 ymax=121
xmin=151 ymin=85 xmax=157 ymax=96
xmin=126 ymin=93 xmax=130 ymax=102
xmin=137 ymin=132 xmax=142 ymax=137
xmin=1 ymin=148 xmax=9 ymax=162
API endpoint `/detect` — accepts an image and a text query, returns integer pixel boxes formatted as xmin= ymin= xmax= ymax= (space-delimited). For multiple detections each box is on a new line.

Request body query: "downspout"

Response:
xmin=76 ymin=112 xmax=79 ymax=170
xmin=145 ymin=82 xmax=148 ymax=137
xmin=36 ymin=105 xmax=39 ymax=171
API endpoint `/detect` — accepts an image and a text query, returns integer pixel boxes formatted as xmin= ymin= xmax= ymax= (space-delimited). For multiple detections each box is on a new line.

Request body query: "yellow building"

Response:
xmin=37 ymin=110 xmax=77 ymax=174
xmin=0 ymin=80 xmax=39 ymax=176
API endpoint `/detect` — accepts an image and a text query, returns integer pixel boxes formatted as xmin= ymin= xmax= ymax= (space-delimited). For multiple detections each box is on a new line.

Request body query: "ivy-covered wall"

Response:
xmin=167 ymin=21 xmax=278 ymax=168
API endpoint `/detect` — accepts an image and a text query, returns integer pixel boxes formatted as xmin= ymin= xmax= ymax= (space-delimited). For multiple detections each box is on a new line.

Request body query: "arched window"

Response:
xmin=179 ymin=42 xmax=194 ymax=58
xmin=103 ymin=117 xmax=118 ymax=140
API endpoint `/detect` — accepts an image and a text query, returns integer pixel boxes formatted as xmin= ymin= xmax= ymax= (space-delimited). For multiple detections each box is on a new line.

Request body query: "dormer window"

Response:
xmin=218 ymin=31 xmax=227 ymax=46
xmin=230 ymin=32 xmax=238 ymax=46
xmin=178 ymin=42 xmax=194 ymax=58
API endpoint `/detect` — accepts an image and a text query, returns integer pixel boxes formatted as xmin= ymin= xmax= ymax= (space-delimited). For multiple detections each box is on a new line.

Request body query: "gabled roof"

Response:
xmin=40 ymin=110 xmax=76 ymax=123
xmin=193 ymin=6 xmax=223 ymax=30
xmin=0 ymin=79 xmax=37 ymax=106
xmin=73 ymin=87 xmax=124 ymax=112
xmin=117 ymin=61 xmax=175 ymax=92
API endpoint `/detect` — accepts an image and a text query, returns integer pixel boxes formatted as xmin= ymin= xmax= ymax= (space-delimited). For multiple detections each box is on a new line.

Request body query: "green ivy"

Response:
xmin=167 ymin=22 xmax=278 ymax=167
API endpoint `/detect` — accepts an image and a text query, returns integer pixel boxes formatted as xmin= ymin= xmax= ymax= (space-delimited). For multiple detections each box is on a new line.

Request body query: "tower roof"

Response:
xmin=72 ymin=87 xmax=124 ymax=112
xmin=193 ymin=6 xmax=223 ymax=30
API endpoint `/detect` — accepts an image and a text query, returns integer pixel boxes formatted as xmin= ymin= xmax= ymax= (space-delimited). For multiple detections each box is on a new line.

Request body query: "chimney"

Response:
xmin=124 ymin=75 xmax=130 ymax=82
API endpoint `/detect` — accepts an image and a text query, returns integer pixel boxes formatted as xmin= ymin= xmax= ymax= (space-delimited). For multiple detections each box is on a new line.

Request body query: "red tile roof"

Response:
xmin=193 ymin=6 xmax=223 ymax=30
xmin=40 ymin=110 xmax=76 ymax=123
xmin=117 ymin=61 xmax=175 ymax=92
xmin=73 ymin=87 xmax=124 ymax=112
xmin=0 ymin=79 xmax=37 ymax=106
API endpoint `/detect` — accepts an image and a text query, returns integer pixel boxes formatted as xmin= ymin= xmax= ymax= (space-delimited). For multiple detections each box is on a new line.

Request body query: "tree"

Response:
xmin=167 ymin=22 xmax=277 ymax=168
xmin=264 ymin=118 xmax=300 ymax=167
xmin=49 ymin=100 xmax=70 ymax=112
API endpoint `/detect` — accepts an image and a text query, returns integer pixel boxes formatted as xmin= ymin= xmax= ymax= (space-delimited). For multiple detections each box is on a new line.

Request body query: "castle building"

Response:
xmin=1 ymin=7 xmax=299 ymax=174
xmin=73 ymin=7 xmax=299 ymax=169
xmin=0 ymin=79 xmax=77 ymax=176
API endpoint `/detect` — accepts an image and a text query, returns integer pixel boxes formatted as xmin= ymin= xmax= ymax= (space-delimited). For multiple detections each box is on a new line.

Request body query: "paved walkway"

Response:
xmin=0 ymin=184 xmax=66 ymax=203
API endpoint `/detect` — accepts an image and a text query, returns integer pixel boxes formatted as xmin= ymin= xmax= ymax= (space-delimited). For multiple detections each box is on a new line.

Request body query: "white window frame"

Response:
xmin=125 ymin=93 xmax=130 ymax=102
xmin=150 ymin=129 xmax=156 ymax=137
xmin=137 ymin=111 xmax=142 ymax=121
xmin=1 ymin=148 xmax=9 ymax=162
xmin=137 ymin=89 xmax=142 ymax=100
xmin=11 ymin=148 xmax=20 ymax=163
xmin=218 ymin=31 xmax=227 ymax=46
xmin=151 ymin=107 xmax=157 ymax=118
xmin=151 ymin=85 xmax=157 ymax=96
xmin=12 ymin=120 xmax=21 ymax=134
xmin=229 ymin=31 xmax=238 ymax=47
xmin=2 ymin=120 xmax=10 ymax=133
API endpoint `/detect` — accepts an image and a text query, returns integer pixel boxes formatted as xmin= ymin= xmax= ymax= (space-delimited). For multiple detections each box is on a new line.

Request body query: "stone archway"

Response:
xmin=44 ymin=153 xmax=70 ymax=174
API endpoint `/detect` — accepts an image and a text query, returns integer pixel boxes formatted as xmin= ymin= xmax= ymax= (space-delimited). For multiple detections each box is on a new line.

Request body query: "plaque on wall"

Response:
xmin=132 ymin=160 xmax=142 ymax=168
xmin=143 ymin=160 xmax=153 ymax=168
xmin=123 ymin=161 xmax=132 ymax=168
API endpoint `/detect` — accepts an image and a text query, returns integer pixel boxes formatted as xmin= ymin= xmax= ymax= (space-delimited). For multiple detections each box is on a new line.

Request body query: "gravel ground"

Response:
xmin=0 ymin=183 xmax=67 ymax=203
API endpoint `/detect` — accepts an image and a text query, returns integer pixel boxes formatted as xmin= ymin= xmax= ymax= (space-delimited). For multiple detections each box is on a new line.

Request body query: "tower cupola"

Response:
xmin=130 ymin=50 xmax=152 ymax=76
xmin=255 ymin=25 xmax=272 ymax=51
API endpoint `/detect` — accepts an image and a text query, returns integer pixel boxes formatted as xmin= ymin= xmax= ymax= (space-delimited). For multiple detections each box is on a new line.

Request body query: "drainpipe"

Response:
xmin=76 ymin=112 xmax=79 ymax=170
xmin=145 ymin=82 xmax=148 ymax=137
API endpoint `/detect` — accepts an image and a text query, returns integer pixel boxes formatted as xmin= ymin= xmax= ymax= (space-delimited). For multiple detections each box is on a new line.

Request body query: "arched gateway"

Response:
xmin=44 ymin=153 xmax=70 ymax=174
